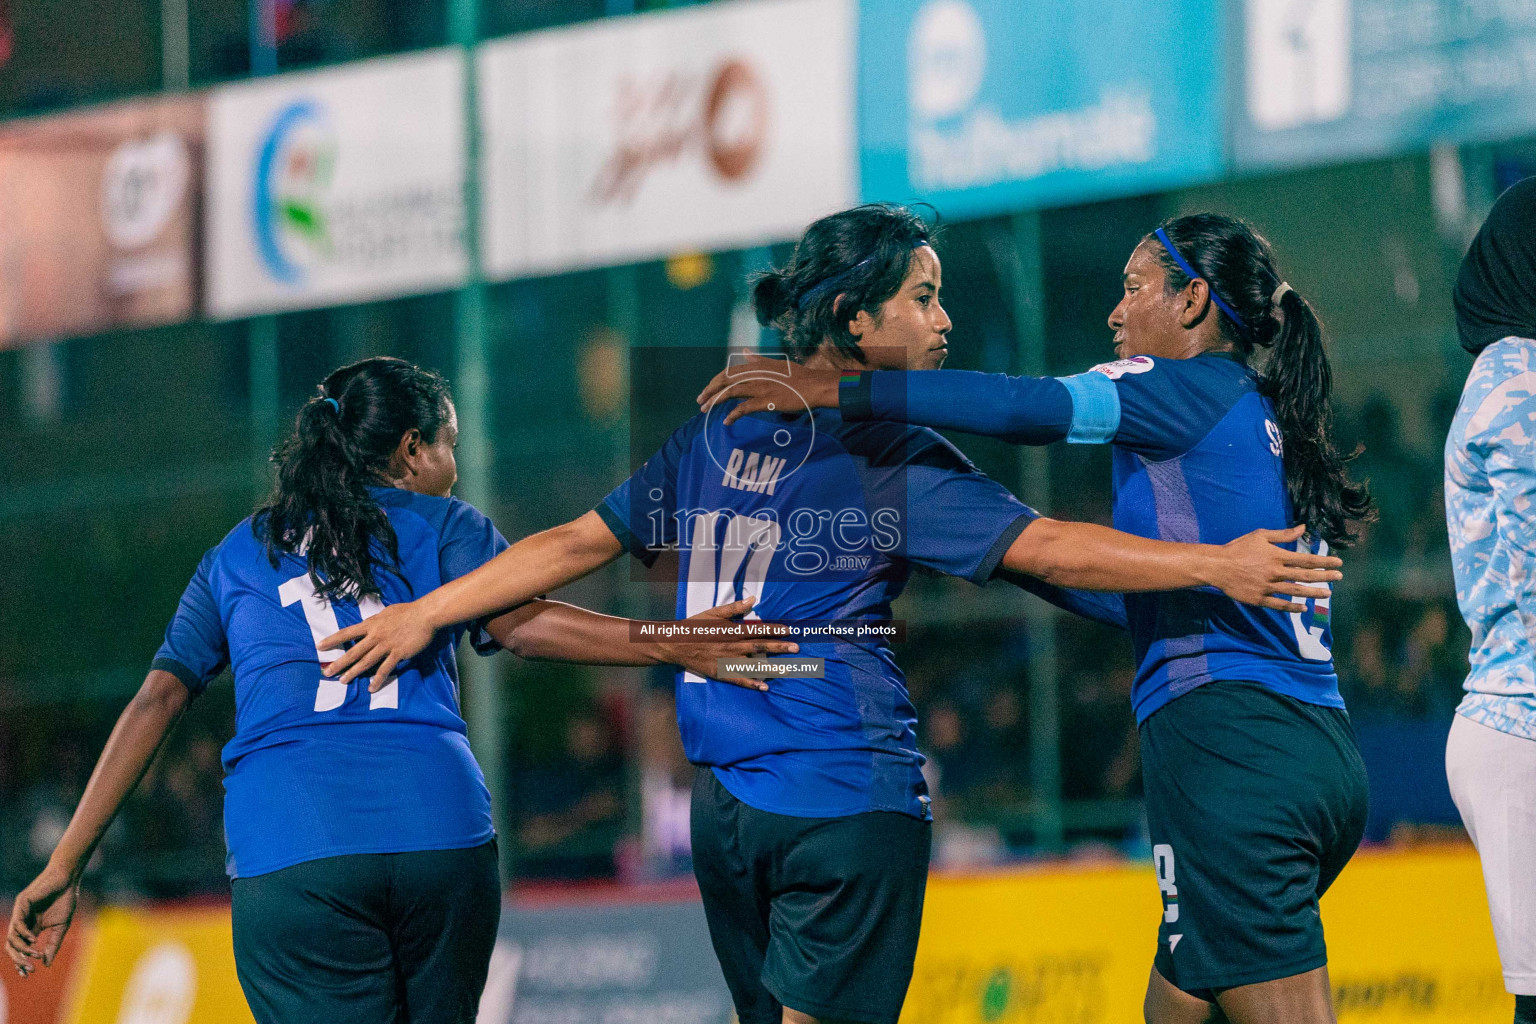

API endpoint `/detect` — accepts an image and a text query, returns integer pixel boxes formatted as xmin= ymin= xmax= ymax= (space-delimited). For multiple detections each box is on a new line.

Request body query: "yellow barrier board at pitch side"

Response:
xmin=63 ymin=906 xmax=255 ymax=1024
xmin=1323 ymin=848 xmax=1510 ymax=1021
xmin=904 ymin=846 xmax=1511 ymax=1023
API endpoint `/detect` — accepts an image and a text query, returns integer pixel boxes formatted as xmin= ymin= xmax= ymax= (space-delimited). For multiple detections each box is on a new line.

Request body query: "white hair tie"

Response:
xmin=1271 ymin=281 xmax=1293 ymax=307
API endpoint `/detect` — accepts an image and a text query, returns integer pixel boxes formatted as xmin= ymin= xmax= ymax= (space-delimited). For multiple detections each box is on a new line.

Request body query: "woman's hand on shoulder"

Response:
xmin=695 ymin=356 xmax=842 ymax=426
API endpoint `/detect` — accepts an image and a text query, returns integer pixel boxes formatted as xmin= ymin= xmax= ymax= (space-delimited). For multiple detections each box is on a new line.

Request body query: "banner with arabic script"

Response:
xmin=476 ymin=0 xmax=856 ymax=280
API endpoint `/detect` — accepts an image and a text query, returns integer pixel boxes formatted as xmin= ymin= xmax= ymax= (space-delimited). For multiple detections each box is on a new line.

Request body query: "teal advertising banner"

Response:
xmin=1236 ymin=0 xmax=1536 ymax=169
xmin=858 ymin=0 xmax=1228 ymax=218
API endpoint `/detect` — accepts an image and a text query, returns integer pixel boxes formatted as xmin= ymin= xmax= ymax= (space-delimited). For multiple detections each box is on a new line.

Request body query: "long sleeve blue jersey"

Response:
xmin=841 ymin=352 xmax=1342 ymax=723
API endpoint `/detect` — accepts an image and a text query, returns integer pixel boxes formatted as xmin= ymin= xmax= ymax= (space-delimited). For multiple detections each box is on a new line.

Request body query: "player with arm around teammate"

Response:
xmin=316 ymin=207 xmax=1341 ymax=1024
xmin=701 ymin=212 xmax=1376 ymax=1024
xmin=4 ymin=356 xmax=796 ymax=1022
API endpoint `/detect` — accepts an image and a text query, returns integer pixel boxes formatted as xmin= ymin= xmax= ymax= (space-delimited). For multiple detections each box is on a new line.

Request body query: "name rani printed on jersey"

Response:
xmin=720 ymin=447 xmax=788 ymax=494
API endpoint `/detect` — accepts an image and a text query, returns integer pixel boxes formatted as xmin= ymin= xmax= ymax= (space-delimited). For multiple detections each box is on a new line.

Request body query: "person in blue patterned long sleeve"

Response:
xmin=1445 ymin=177 xmax=1536 ymax=1024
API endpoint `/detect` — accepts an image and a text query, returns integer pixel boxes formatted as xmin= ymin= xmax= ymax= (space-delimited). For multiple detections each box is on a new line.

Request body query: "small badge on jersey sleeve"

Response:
xmin=1089 ymin=356 xmax=1156 ymax=380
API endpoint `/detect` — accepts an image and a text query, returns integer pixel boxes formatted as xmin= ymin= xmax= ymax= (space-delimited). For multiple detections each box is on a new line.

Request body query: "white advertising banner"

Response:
xmin=478 ymin=0 xmax=856 ymax=280
xmin=206 ymin=50 xmax=468 ymax=318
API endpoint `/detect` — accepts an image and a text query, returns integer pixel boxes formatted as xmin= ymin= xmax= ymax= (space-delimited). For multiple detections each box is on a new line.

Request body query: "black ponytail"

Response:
xmin=754 ymin=203 xmax=936 ymax=361
xmin=1148 ymin=214 xmax=1375 ymax=546
xmin=254 ymin=356 xmax=452 ymax=601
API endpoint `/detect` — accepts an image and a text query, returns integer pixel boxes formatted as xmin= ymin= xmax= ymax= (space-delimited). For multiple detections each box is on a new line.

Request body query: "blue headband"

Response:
xmin=322 ymin=397 xmax=340 ymax=414
xmin=796 ymin=241 xmax=930 ymax=312
xmin=1155 ymin=228 xmax=1247 ymax=332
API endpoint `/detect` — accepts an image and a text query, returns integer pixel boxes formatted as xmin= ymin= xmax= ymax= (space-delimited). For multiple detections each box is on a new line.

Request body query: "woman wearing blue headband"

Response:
xmin=697 ymin=212 xmax=1375 ymax=1024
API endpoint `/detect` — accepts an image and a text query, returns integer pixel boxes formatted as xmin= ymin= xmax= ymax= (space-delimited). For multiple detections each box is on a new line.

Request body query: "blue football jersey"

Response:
xmin=844 ymin=352 xmax=1341 ymax=724
xmin=597 ymin=405 xmax=1035 ymax=820
xmin=153 ymin=487 xmax=507 ymax=878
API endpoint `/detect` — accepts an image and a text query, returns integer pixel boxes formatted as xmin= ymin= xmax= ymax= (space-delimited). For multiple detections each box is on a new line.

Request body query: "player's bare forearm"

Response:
xmin=1003 ymin=519 xmax=1341 ymax=611
xmin=321 ymin=511 xmax=629 ymax=687
xmin=49 ymin=669 xmax=190 ymax=882
xmin=1005 ymin=518 xmax=1216 ymax=591
xmin=487 ymin=600 xmax=665 ymax=666
xmin=11 ymin=672 xmax=189 ymax=973
xmin=488 ymin=597 xmax=797 ymax=691
xmin=421 ymin=511 xmax=624 ymax=631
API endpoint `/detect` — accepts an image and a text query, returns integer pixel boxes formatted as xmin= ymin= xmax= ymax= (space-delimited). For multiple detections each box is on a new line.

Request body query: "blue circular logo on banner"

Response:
xmin=252 ymin=100 xmax=335 ymax=285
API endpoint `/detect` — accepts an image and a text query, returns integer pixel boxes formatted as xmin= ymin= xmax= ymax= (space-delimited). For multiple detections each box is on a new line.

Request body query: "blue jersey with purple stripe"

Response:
xmin=152 ymin=487 xmax=506 ymax=878
xmin=841 ymin=352 xmax=1341 ymax=723
xmin=597 ymin=405 xmax=1035 ymax=819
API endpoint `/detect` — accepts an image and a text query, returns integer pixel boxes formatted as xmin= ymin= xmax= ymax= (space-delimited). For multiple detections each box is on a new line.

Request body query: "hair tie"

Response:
xmin=322 ymin=398 xmax=340 ymax=415
xmin=1271 ymin=281 xmax=1293 ymax=307
xmin=1154 ymin=227 xmax=1248 ymax=332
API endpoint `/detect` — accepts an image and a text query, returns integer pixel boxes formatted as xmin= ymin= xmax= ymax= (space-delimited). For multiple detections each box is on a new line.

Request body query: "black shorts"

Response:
xmin=230 ymin=841 xmax=500 ymax=1024
xmin=690 ymin=769 xmax=931 ymax=1024
xmin=1142 ymin=680 xmax=1368 ymax=996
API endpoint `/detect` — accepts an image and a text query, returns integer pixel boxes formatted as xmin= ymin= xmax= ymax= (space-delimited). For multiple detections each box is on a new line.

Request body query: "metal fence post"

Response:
xmin=1009 ymin=211 xmax=1064 ymax=853
xmin=447 ymin=0 xmax=509 ymax=880
xmin=248 ymin=0 xmax=279 ymax=490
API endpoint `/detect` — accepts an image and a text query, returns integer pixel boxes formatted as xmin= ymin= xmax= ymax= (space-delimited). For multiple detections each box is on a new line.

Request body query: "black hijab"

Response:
xmin=1455 ymin=176 xmax=1536 ymax=354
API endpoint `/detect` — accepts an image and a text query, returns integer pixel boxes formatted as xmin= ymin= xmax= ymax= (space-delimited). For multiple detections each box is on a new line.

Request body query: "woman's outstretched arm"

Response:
xmin=1002 ymin=520 xmax=1339 ymax=612
xmin=996 ymin=569 xmax=1129 ymax=629
xmin=6 ymin=670 xmax=190 ymax=975
xmin=695 ymin=357 xmax=1074 ymax=444
xmin=320 ymin=510 xmax=626 ymax=687
xmin=486 ymin=597 xmax=798 ymax=690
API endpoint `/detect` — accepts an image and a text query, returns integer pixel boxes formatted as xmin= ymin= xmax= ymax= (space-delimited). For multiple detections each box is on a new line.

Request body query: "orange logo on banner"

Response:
xmin=64 ymin=907 xmax=253 ymax=1024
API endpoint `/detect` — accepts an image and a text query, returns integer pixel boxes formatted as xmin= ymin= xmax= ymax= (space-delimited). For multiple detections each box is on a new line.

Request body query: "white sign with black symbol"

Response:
xmin=477 ymin=0 xmax=856 ymax=279
xmin=102 ymin=132 xmax=190 ymax=250
xmin=101 ymin=131 xmax=192 ymax=295
xmin=1246 ymin=0 xmax=1352 ymax=131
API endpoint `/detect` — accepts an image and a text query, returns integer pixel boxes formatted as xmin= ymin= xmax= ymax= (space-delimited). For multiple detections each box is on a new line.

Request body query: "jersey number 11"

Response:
xmin=279 ymin=573 xmax=400 ymax=712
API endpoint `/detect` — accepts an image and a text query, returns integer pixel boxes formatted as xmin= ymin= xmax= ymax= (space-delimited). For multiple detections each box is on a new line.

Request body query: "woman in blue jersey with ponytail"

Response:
xmin=699 ymin=213 xmax=1376 ymax=1024
xmin=5 ymin=356 xmax=797 ymax=1023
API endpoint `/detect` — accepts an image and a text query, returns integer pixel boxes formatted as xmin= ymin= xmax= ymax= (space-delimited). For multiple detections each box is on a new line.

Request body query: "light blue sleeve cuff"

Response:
xmin=1055 ymin=372 xmax=1122 ymax=444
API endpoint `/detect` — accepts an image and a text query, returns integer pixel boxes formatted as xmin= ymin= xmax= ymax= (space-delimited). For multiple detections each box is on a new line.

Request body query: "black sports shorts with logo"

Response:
xmin=690 ymin=769 xmax=932 ymax=1024
xmin=230 ymin=841 xmax=500 ymax=1024
xmin=1141 ymin=679 xmax=1368 ymax=997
